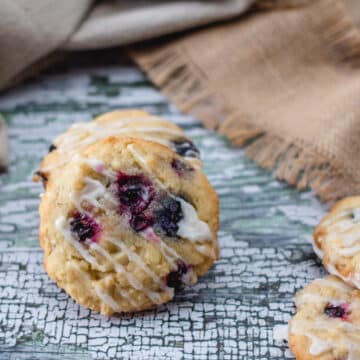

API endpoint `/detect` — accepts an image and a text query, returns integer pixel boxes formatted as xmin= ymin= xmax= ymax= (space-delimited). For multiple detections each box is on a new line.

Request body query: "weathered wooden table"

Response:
xmin=0 ymin=53 xmax=328 ymax=359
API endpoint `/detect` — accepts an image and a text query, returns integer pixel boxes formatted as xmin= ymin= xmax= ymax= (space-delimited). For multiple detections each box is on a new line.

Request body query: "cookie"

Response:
xmin=39 ymin=109 xmax=201 ymax=178
xmin=37 ymin=131 xmax=219 ymax=315
xmin=313 ymin=197 xmax=360 ymax=289
xmin=289 ymin=275 xmax=360 ymax=360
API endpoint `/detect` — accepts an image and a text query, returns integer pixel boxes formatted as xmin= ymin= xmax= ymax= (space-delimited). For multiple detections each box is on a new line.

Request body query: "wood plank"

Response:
xmin=0 ymin=53 xmax=327 ymax=359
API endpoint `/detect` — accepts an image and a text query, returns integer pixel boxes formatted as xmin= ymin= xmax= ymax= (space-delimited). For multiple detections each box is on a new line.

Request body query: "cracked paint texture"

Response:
xmin=0 ymin=53 xmax=327 ymax=359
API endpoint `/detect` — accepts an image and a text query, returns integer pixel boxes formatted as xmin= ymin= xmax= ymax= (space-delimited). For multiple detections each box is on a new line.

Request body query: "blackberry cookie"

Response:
xmin=314 ymin=197 xmax=360 ymax=289
xmin=289 ymin=276 xmax=360 ymax=359
xmin=36 ymin=117 xmax=219 ymax=315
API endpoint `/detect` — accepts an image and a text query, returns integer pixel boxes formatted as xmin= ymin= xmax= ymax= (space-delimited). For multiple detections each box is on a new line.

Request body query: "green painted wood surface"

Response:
xmin=0 ymin=54 xmax=328 ymax=359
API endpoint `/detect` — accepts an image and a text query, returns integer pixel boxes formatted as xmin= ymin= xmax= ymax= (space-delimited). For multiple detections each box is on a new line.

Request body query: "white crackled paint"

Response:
xmin=0 ymin=61 xmax=328 ymax=359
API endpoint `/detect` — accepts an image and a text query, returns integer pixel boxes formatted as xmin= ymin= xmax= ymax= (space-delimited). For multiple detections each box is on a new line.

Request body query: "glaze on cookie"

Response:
xmin=38 ymin=109 xmax=201 ymax=178
xmin=314 ymin=197 xmax=360 ymax=289
xmin=36 ymin=114 xmax=218 ymax=316
xmin=289 ymin=276 xmax=360 ymax=359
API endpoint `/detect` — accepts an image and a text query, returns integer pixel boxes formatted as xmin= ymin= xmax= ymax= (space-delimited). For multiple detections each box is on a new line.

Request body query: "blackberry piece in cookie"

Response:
xmin=154 ymin=196 xmax=183 ymax=237
xmin=166 ymin=261 xmax=192 ymax=292
xmin=289 ymin=275 xmax=360 ymax=360
xmin=37 ymin=110 xmax=202 ymax=183
xmin=69 ymin=212 xmax=101 ymax=243
xmin=172 ymin=138 xmax=200 ymax=158
xmin=38 ymin=135 xmax=219 ymax=316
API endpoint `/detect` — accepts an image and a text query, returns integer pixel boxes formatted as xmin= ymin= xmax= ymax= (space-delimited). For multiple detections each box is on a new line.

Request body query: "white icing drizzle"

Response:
xmin=93 ymin=274 xmax=137 ymax=312
xmin=141 ymin=228 xmax=179 ymax=268
xmin=315 ymin=207 xmax=360 ymax=289
xmin=83 ymin=157 xmax=117 ymax=179
xmin=310 ymin=236 xmax=324 ymax=260
xmin=73 ymin=158 xmax=212 ymax=262
xmin=338 ymin=245 xmax=360 ymax=257
xmin=320 ymin=209 xmax=354 ymax=227
xmin=69 ymin=182 xmax=170 ymax=305
xmin=335 ymin=220 xmax=357 ymax=233
xmin=56 ymin=117 xmax=179 ymax=153
xmin=71 ymin=177 xmax=113 ymax=211
xmin=116 ymin=287 xmax=139 ymax=309
xmin=106 ymin=236 xmax=173 ymax=297
xmin=127 ymin=144 xmax=214 ymax=251
xmin=55 ymin=217 xmax=106 ymax=272
xmin=42 ymin=158 xmax=72 ymax=172
xmin=43 ymin=116 xmax=190 ymax=173
xmin=94 ymin=285 xmax=122 ymax=313
xmin=127 ymin=144 xmax=167 ymax=191
xmin=88 ymin=241 xmax=164 ymax=305
xmin=127 ymin=133 xmax=201 ymax=170
xmin=194 ymin=244 xmax=216 ymax=258
xmin=322 ymin=222 xmax=360 ymax=248
xmin=177 ymin=198 xmax=213 ymax=242
xmin=292 ymin=317 xmax=360 ymax=333
xmin=73 ymin=266 xmax=124 ymax=312
xmin=312 ymin=277 xmax=352 ymax=292
xmin=326 ymin=263 xmax=360 ymax=289
xmin=54 ymin=154 xmax=214 ymax=312
xmin=309 ymin=337 xmax=332 ymax=356
xmin=295 ymin=293 xmax=340 ymax=307
xmin=291 ymin=318 xmax=360 ymax=357
xmin=342 ymin=226 xmax=360 ymax=247
xmin=95 ymin=277 xmax=138 ymax=312
xmin=291 ymin=277 xmax=360 ymax=358
xmin=56 ymin=169 xmax=167 ymax=308
xmin=116 ymin=126 xmax=184 ymax=136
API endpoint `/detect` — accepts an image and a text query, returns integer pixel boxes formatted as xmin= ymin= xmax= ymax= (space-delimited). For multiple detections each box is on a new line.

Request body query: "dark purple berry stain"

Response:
xmin=115 ymin=172 xmax=184 ymax=236
xmin=172 ymin=139 xmax=200 ymax=158
xmin=171 ymin=159 xmax=194 ymax=176
xmin=70 ymin=212 xmax=101 ymax=242
xmin=115 ymin=172 xmax=155 ymax=232
xmin=116 ymin=172 xmax=154 ymax=214
xmin=154 ymin=197 xmax=183 ymax=237
xmin=324 ymin=303 xmax=350 ymax=320
xmin=48 ymin=144 xmax=57 ymax=153
xmin=130 ymin=213 xmax=153 ymax=232
xmin=166 ymin=262 xmax=189 ymax=292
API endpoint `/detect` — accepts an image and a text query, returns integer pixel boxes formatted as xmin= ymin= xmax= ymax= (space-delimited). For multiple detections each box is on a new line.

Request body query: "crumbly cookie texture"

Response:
xmin=36 ymin=111 xmax=219 ymax=316
xmin=313 ymin=196 xmax=360 ymax=289
xmin=289 ymin=275 xmax=360 ymax=360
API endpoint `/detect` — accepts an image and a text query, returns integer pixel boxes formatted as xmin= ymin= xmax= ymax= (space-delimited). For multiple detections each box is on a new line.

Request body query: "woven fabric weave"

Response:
xmin=132 ymin=0 xmax=360 ymax=201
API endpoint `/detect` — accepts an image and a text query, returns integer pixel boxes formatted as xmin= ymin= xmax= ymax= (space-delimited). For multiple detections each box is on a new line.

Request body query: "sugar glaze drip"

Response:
xmin=54 ymin=154 xmax=214 ymax=312
xmin=290 ymin=277 xmax=360 ymax=359
xmin=313 ymin=207 xmax=360 ymax=289
xmin=42 ymin=116 xmax=199 ymax=173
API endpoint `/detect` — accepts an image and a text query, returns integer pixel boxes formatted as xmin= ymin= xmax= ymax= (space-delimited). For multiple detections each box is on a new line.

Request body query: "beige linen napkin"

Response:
xmin=132 ymin=0 xmax=360 ymax=202
xmin=0 ymin=0 xmax=254 ymax=174
xmin=0 ymin=0 xmax=92 ymax=90
xmin=66 ymin=0 xmax=255 ymax=50
xmin=0 ymin=0 xmax=254 ymax=90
